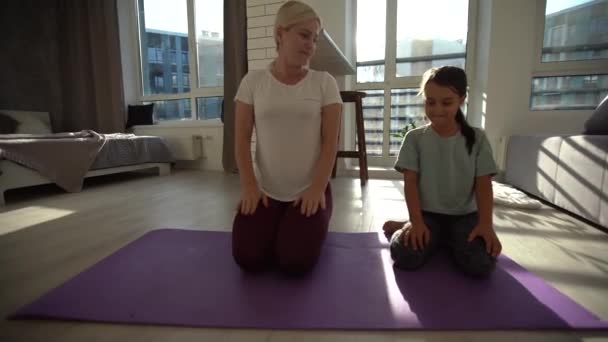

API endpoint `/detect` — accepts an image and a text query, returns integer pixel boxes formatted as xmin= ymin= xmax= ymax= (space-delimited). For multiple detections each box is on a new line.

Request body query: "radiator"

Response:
xmin=162 ymin=135 xmax=203 ymax=160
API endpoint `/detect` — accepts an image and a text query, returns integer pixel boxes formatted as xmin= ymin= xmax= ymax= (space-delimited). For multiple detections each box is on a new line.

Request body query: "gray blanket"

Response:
xmin=0 ymin=130 xmax=106 ymax=192
xmin=90 ymin=134 xmax=174 ymax=170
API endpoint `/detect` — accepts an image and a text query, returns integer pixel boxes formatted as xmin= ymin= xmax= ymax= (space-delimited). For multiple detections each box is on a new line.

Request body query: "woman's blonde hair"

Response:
xmin=274 ymin=1 xmax=321 ymax=48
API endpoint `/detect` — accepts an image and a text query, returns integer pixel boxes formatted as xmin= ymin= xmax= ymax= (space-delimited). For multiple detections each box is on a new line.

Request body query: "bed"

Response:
xmin=0 ymin=110 xmax=174 ymax=205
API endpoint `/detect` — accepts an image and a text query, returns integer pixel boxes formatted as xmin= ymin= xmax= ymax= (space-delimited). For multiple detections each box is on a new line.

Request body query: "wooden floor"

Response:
xmin=1 ymin=170 xmax=607 ymax=341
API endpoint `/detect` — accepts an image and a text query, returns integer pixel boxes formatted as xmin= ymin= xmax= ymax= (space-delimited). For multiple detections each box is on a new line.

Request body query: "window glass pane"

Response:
xmin=530 ymin=74 xmax=608 ymax=110
xmin=543 ymin=0 xmax=608 ymax=62
xmin=357 ymin=64 xmax=386 ymax=84
xmin=389 ymin=89 xmax=427 ymax=156
xmin=396 ymin=57 xmax=466 ymax=79
xmin=146 ymin=99 xmax=192 ymax=121
xmin=196 ymin=96 xmax=223 ymax=120
xmin=361 ymin=90 xmax=385 ymax=156
xmin=356 ymin=0 xmax=386 ymax=83
xmin=195 ymin=0 xmax=224 ymax=87
xmin=138 ymin=0 xmax=190 ymax=95
xmin=396 ymin=0 xmax=468 ymax=77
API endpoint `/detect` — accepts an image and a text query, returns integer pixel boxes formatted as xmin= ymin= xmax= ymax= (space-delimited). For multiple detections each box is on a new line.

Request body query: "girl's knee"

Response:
xmin=459 ymin=257 xmax=496 ymax=277
xmin=390 ymin=231 xmax=428 ymax=270
xmin=452 ymin=245 xmax=496 ymax=277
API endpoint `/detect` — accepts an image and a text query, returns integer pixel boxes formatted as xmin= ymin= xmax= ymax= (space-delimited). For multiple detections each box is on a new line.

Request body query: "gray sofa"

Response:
xmin=505 ymin=95 xmax=608 ymax=228
xmin=504 ymin=134 xmax=608 ymax=227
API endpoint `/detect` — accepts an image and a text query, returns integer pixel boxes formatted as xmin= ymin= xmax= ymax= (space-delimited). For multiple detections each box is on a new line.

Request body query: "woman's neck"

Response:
xmin=431 ymin=122 xmax=460 ymax=137
xmin=272 ymin=57 xmax=307 ymax=84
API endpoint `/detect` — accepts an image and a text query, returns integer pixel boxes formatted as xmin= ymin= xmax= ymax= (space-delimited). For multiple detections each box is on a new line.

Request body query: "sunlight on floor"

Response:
xmin=368 ymin=181 xmax=404 ymax=201
xmin=0 ymin=206 xmax=75 ymax=236
xmin=380 ymin=247 xmax=421 ymax=324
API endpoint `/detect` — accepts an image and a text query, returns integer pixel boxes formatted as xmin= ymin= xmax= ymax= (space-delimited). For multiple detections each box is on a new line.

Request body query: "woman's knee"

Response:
xmin=275 ymin=225 xmax=326 ymax=275
xmin=274 ymin=210 xmax=329 ymax=275
xmin=232 ymin=227 xmax=271 ymax=272
xmin=232 ymin=243 xmax=272 ymax=273
xmin=276 ymin=251 xmax=320 ymax=275
xmin=232 ymin=215 xmax=275 ymax=273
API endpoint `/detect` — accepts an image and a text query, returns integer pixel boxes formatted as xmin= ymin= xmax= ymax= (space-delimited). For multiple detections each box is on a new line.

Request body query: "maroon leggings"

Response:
xmin=232 ymin=185 xmax=332 ymax=275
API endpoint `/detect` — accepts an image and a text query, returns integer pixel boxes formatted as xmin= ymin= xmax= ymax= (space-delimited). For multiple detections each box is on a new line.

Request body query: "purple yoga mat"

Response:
xmin=9 ymin=229 xmax=608 ymax=330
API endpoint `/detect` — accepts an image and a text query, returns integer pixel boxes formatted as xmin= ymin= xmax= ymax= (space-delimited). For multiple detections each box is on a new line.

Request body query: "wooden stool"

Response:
xmin=332 ymin=91 xmax=369 ymax=186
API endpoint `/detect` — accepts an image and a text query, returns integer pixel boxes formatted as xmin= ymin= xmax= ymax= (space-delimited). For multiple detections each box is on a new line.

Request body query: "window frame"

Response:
xmin=132 ymin=0 xmax=224 ymax=121
xmin=529 ymin=0 xmax=608 ymax=112
xmin=353 ymin=0 xmax=479 ymax=167
xmin=532 ymin=0 xmax=608 ymax=77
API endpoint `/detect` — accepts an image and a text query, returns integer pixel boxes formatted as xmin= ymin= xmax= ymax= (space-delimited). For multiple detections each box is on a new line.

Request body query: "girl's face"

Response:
xmin=277 ymin=19 xmax=320 ymax=67
xmin=423 ymin=81 xmax=465 ymax=128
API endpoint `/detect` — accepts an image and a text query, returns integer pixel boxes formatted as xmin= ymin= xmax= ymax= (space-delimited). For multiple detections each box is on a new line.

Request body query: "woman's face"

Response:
xmin=277 ymin=19 xmax=320 ymax=67
xmin=423 ymin=81 xmax=465 ymax=128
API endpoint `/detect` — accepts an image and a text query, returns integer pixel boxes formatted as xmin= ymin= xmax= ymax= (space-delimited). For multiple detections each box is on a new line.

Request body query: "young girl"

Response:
xmin=383 ymin=66 xmax=501 ymax=277
xmin=231 ymin=1 xmax=342 ymax=275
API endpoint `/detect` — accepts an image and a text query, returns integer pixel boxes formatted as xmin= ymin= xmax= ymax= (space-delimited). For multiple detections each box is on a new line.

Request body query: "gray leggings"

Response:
xmin=389 ymin=211 xmax=496 ymax=277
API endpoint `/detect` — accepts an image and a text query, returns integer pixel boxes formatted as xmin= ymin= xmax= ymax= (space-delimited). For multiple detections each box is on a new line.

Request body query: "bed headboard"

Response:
xmin=0 ymin=109 xmax=52 ymax=133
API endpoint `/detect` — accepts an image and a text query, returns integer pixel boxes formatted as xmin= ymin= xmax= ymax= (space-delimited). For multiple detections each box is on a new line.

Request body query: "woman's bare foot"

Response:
xmin=382 ymin=220 xmax=407 ymax=241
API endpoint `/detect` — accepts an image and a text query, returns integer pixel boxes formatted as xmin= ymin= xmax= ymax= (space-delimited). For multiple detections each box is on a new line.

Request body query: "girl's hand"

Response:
xmin=467 ymin=225 xmax=502 ymax=257
xmin=238 ymin=184 xmax=268 ymax=215
xmin=294 ymin=185 xmax=326 ymax=217
xmin=402 ymin=221 xmax=431 ymax=250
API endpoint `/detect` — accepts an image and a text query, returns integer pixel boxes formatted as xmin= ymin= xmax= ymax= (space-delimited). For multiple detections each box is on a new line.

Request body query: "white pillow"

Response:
xmin=493 ymin=181 xmax=544 ymax=209
xmin=0 ymin=110 xmax=52 ymax=134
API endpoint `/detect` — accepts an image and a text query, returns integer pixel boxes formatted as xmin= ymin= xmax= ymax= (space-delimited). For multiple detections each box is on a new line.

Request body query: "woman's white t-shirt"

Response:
xmin=234 ymin=67 xmax=343 ymax=201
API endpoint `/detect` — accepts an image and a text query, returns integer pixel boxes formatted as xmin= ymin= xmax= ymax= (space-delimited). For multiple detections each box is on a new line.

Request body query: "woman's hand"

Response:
xmin=238 ymin=184 xmax=268 ymax=215
xmin=467 ymin=225 xmax=502 ymax=257
xmin=294 ymin=185 xmax=326 ymax=217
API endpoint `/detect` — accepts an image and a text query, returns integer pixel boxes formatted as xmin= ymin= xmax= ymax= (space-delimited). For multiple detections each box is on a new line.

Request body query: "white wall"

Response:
xmin=246 ymin=0 xmax=283 ymax=71
xmin=472 ymin=0 xmax=538 ymax=168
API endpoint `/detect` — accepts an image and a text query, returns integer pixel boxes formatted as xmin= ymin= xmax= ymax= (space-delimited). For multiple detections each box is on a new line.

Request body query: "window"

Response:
xmin=196 ymin=1 xmax=224 ymax=88
xmin=389 ymin=89 xmax=426 ymax=156
xmin=542 ymin=0 xmax=608 ymax=63
xmin=146 ymin=99 xmax=191 ymax=121
xmin=183 ymin=73 xmax=190 ymax=90
xmin=531 ymin=0 xmax=608 ymax=111
xmin=355 ymin=0 xmax=472 ymax=166
xmin=395 ymin=0 xmax=468 ymax=77
xmin=153 ymin=75 xmax=164 ymax=89
xmin=531 ymin=74 xmax=608 ymax=110
xmin=196 ymin=96 xmax=223 ymax=120
xmin=136 ymin=0 xmax=223 ymax=121
xmin=356 ymin=0 xmax=386 ymax=83
xmin=171 ymin=72 xmax=178 ymax=90
xmin=361 ymin=90 xmax=385 ymax=156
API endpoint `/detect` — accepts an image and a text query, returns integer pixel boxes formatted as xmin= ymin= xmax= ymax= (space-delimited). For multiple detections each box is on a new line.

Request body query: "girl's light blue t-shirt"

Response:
xmin=394 ymin=125 xmax=497 ymax=215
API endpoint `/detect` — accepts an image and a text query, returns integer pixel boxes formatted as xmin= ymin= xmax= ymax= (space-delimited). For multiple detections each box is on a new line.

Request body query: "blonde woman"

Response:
xmin=232 ymin=1 xmax=342 ymax=275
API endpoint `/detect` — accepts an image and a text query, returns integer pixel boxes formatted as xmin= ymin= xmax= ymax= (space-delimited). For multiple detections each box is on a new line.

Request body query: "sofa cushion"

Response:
xmin=583 ymin=95 xmax=608 ymax=135
xmin=505 ymin=135 xmax=563 ymax=202
xmin=554 ymin=135 xmax=608 ymax=225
